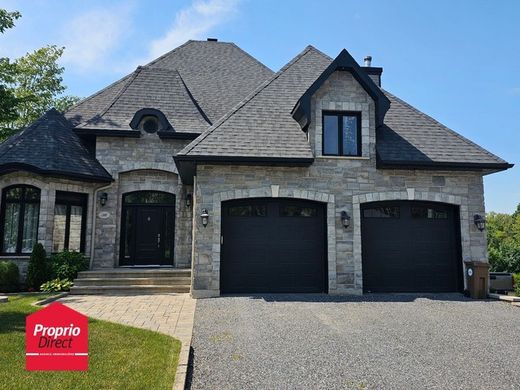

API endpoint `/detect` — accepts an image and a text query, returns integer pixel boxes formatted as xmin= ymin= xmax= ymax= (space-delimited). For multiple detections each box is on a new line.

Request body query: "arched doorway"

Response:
xmin=120 ymin=191 xmax=175 ymax=266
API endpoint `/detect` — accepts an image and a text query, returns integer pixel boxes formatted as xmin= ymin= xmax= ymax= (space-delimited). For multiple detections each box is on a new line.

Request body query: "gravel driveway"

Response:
xmin=187 ymin=294 xmax=520 ymax=390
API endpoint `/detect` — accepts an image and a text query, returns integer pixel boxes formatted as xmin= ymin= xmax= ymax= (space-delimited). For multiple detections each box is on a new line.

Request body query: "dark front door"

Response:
xmin=135 ymin=207 xmax=164 ymax=262
xmin=120 ymin=191 xmax=175 ymax=266
xmin=221 ymin=198 xmax=326 ymax=294
xmin=361 ymin=201 xmax=463 ymax=293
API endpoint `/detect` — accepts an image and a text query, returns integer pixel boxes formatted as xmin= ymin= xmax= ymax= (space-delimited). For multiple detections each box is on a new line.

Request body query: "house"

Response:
xmin=0 ymin=39 xmax=512 ymax=297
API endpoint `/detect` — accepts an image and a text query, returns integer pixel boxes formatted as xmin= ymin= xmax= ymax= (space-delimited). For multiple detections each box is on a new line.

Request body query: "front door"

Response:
xmin=135 ymin=207 xmax=164 ymax=263
xmin=120 ymin=191 xmax=175 ymax=266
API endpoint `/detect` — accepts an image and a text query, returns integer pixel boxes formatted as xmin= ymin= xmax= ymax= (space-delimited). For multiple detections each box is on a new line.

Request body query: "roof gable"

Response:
xmin=292 ymin=49 xmax=391 ymax=129
xmin=174 ymin=46 xmax=332 ymax=183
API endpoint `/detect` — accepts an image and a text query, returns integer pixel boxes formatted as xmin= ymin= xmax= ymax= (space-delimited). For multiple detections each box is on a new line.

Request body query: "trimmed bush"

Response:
xmin=514 ymin=274 xmax=520 ymax=297
xmin=26 ymin=243 xmax=49 ymax=291
xmin=50 ymin=251 xmax=88 ymax=280
xmin=0 ymin=261 xmax=20 ymax=292
xmin=40 ymin=278 xmax=73 ymax=292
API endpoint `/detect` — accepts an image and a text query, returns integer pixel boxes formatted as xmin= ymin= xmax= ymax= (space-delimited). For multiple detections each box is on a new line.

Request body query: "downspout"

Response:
xmin=90 ymin=183 xmax=112 ymax=269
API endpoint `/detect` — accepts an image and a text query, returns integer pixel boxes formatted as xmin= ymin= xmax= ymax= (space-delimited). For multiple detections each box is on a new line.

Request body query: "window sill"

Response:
xmin=316 ymin=156 xmax=370 ymax=160
xmin=0 ymin=255 xmax=30 ymax=259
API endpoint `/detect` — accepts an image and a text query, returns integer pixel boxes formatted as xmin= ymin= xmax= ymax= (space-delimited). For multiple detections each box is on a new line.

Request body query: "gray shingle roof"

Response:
xmin=147 ymin=40 xmax=273 ymax=122
xmin=378 ymin=91 xmax=509 ymax=167
xmin=67 ymin=40 xmax=274 ymax=132
xmin=0 ymin=109 xmax=112 ymax=182
xmin=179 ymin=45 xmax=511 ymax=172
xmin=177 ymin=46 xmax=331 ymax=160
xmin=75 ymin=66 xmax=210 ymax=133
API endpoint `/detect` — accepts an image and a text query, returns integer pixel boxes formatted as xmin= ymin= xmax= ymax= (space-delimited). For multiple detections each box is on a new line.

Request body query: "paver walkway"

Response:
xmin=58 ymin=293 xmax=196 ymax=388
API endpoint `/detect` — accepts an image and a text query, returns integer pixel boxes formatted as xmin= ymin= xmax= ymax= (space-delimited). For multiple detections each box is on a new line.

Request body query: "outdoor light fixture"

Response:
xmin=185 ymin=193 xmax=192 ymax=208
xmin=200 ymin=208 xmax=209 ymax=227
xmin=99 ymin=192 xmax=108 ymax=207
xmin=474 ymin=214 xmax=486 ymax=232
xmin=341 ymin=211 xmax=351 ymax=229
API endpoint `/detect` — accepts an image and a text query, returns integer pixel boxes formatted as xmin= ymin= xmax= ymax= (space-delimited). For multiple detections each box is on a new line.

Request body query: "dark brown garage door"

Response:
xmin=361 ymin=201 xmax=463 ymax=293
xmin=221 ymin=198 xmax=326 ymax=293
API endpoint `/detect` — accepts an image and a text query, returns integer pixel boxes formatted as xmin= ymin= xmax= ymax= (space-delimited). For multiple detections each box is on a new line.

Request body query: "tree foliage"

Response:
xmin=487 ymin=204 xmax=520 ymax=273
xmin=0 ymin=8 xmax=20 ymax=33
xmin=0 ymin=8 xmax=80 ymax=142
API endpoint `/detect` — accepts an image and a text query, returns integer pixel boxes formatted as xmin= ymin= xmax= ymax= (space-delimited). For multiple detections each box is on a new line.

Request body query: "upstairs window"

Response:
xmin=52 ymin=191 xmax=88 ymax=253
xmin=322 ymin=112 xmax=361 ymax=157
xmin=1 ymin=185 xmax=40 ymax=254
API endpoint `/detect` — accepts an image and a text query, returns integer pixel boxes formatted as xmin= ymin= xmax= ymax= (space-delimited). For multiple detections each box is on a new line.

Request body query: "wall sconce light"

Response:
xmin=474 ymin=214 xmax=486 ymax=232
xmin=186 ymin=193 xmax=192 ymax=208
xmin=99 ymin=192 xmax=108 ymax=207
xmin=341 ymin=211 xmax=351 ymax=229
xmin=200 ymin=208 xmax=209 ymax=227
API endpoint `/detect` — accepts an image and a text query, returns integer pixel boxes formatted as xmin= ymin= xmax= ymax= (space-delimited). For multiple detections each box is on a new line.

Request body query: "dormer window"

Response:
xmin=139 ymin=115 xmax=159 ymax=133
xmin=322 ymin=111 xmax=361 ymax=157
xmin=129 ymin=108 xmax=172 ymax=134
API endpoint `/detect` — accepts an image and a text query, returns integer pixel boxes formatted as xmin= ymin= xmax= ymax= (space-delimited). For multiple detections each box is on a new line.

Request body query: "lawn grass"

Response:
xmin=0 ymin=294 xmax=181 ymax=390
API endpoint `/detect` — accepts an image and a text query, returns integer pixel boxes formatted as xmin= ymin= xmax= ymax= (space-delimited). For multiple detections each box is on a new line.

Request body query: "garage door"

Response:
xmin=361 ymin=201 xmax=462 ymax=293
xmin=221 ymin=198 xmax=326 ymax=293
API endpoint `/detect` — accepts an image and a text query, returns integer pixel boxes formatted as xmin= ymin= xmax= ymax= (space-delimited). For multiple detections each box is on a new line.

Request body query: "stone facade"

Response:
xmin=189 ymin=70 xmax=488 ymax=297
xmin=0 ymin=69 xmax=490 ymax=295
xmin=0 ymin=172 xmax=98 ymax=279
xmin=91 ymin=131 xmax=193 ymax=268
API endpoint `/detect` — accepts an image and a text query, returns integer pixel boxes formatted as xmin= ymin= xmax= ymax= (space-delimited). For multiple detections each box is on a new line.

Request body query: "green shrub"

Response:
xmin=49 ymin=251 xmax=88 ymax=280
xmin=0 ymin=261 xmax=20 ymax=292
xmin=26 ymin=243 xmax=49 ymax=290
xmin=40 ymin=278 xmax=73 ymax=292
xmin=514 ymin=274 xmax=520 ymax=297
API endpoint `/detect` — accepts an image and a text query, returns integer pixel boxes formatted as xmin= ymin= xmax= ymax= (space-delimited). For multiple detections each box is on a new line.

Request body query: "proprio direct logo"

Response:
xmin=26 ymin=302 xmax=88 ymax=371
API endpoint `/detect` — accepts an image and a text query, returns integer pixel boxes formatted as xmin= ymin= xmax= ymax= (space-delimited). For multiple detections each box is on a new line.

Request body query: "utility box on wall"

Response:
xmin=464 ymin=261 xmax=490 ymax=299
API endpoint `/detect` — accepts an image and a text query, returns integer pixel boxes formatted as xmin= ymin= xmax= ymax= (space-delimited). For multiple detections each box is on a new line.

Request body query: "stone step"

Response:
xmin=74 ymin=277 xmax=191 ymax=286
xmin=69 ymin=284 xmax=190 ymax=295
xmin=77 ymin=268 xmax=191 ymax=279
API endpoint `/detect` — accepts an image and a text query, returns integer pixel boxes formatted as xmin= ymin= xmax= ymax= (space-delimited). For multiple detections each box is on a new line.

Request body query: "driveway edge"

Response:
xmin=173 ymin=297 xmax=196 ymax=390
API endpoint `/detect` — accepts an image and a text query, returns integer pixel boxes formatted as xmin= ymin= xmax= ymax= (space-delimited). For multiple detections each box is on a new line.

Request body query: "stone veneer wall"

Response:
xmin=189 ymin=69 xmax=487 ymax=297
xmin=191 ymin=165 xmax=486 ymax=297
xmin=92 ymin=132 xmax=193 ymax=268
xmin=0 ymin=172 xmax=98 ymax=279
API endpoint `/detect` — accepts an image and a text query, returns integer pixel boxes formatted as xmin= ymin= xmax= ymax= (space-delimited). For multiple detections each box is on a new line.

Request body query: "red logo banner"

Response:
xmin=26 ymin=302 xmax=88 ymax=371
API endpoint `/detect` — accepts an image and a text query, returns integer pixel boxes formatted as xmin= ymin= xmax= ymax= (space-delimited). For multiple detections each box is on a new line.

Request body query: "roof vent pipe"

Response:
xmin=364 ymin=55 xmax=372 ymax=67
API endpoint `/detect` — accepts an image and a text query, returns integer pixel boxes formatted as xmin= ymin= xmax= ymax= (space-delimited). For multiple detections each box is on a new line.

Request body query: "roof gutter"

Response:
xmin=376 ymin=159 xmax=514 ymax=173
xmin=0 ymin=163 xmax=114 ymax=183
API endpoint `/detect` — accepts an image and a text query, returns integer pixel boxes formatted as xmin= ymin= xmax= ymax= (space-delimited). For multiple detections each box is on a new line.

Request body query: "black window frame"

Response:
xmin=0 ymin=185 xmax=41 ymax=255
xmin=53 ymin=191 xmax=88 ymax=253
xmin=322 ymin=111 xmax=362 ymax=157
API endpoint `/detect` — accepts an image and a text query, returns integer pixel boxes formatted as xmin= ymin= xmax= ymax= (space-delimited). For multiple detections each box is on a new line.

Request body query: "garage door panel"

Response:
xmin=362 ymin=201 xmax=462 ymax=293
xmin=221 ymin=199 xmax=326 ymax=293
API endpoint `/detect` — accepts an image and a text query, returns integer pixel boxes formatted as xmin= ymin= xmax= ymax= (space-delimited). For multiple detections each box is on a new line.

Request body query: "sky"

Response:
xmin=1 ymin=0 xmax=518 ymax=213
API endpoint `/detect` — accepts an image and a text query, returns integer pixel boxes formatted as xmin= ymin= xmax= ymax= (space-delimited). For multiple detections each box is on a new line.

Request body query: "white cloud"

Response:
xmin=145 ymin=0 xmax=240 ymax=61
xmin=60 ymin=2 xmax=135 ymax=72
